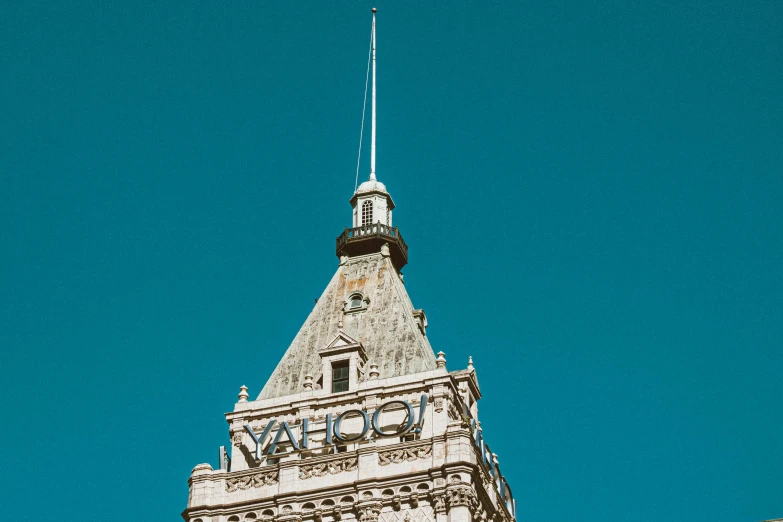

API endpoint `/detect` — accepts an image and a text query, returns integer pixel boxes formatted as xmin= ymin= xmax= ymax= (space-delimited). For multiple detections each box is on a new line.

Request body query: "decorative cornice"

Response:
xmin=378 ymin=444 xmax=432 ymax=466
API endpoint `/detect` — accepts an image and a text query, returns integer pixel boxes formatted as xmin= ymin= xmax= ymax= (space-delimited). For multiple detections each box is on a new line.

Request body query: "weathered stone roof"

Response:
xmin=258 ymin=252 xmax=438 ymax=400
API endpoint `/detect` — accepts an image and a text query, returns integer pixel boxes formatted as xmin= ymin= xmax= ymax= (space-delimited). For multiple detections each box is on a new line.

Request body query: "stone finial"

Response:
xmin=381 ymin=243 xmax=390 ymax=257
xmin=369 ymin=363 xmax=380 ymax=379
xmin=238 ymin=385 xmax=249 ymax=403
xmin=467 ymin=356 xmax=474 ymax=371
xmin=436 ymin=351 xmax=447 ymax=369
xmin=303 ymin=374 xmax=314 ymax=390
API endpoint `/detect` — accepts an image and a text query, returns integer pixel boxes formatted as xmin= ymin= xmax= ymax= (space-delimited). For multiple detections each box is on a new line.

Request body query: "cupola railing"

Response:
xmin=336 ymin=223 xmax=408 ymax=268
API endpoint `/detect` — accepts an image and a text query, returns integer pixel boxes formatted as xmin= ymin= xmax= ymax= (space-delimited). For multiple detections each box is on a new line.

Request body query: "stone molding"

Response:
xmin=299 ymin=455 xmax=358 ymax=480
xmin=278 ymin=514 xmax=303 ymax=522
xmin=226 ymin=469 xmax=280 ymax=492
xmin=378 ymin=444 xmax=432 ymax=466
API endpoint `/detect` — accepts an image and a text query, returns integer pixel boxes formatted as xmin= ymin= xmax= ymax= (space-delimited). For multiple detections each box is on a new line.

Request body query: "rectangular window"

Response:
xmin=332 ymin=361 xmax=350 ymax=393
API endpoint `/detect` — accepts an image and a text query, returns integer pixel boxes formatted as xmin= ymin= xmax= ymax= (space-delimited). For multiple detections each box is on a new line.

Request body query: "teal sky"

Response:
xmin=1 ymin=2 xmax=781 ymax=521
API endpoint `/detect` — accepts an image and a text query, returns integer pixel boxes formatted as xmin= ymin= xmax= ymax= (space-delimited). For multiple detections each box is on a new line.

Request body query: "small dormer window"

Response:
xmin=361 ymin=200 xmax=373 ymax=226
xmin=344 ymin=293 xmax=369 ymax=313
xmin=332 ymin=360 xmax=350 ymax=393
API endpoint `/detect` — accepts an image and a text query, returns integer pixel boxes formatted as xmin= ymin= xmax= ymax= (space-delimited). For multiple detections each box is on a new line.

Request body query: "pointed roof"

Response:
xmin=258 ymin=252 xmax=437 ymax=400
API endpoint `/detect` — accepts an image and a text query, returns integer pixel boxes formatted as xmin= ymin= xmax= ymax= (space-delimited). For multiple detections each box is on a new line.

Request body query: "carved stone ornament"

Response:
xmin=433 ymin=495 xmax=447 ymax=513
xmin=225 ymin=470 xmax=279 ymax=492
xmin=299 ymin=456 xmax=358 ymax=480
xmin=378 ymin=444 xmax=432 ymax=466
xmin=434 ymin=398 xmax=444 ymax=413
xmin=446 ymin=486 xmax=478 ymax=512
xmin=358 ymin=503 xmax=382 ymax=522
xmin=232 ymin=431 xmax=243 ymax=446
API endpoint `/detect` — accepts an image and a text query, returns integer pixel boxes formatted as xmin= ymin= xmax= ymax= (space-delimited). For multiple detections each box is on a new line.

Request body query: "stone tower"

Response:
xmin=182 ymin=11 xmax=516 ymax=522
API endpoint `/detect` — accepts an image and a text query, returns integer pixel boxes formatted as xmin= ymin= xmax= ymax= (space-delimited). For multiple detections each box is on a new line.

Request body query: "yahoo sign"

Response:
xmin=471 ymin=419 xmax=516 ymax=518
xmin=244 ymin=395 xmax=429 ymax=460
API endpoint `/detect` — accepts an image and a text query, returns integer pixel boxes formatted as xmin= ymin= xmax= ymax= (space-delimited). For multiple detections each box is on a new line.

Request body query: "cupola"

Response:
xmin=350 ymin=174 xmax=395 ymax=228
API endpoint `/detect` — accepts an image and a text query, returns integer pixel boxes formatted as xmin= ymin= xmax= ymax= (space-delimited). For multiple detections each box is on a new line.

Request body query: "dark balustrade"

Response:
xmin=336 ymin=223 xmax=408 ymax=267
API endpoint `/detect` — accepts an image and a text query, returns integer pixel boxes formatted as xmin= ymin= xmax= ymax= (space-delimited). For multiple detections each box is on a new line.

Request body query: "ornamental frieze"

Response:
xmin=225 ymin=470 xmax=279 ymax=492
xmin=378 ymin=444 xmax=432 ymax=466
xmin=298 ymin=455 xmax=358 ymax=479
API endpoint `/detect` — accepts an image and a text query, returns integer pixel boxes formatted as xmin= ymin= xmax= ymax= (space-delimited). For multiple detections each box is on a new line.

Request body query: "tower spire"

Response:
xmin=370 ymin=8 xmax=377 ymax=181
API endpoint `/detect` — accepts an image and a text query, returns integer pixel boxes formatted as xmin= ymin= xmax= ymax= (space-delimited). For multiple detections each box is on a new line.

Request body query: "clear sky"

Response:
xmin=1 ymin=2 xmax=781 ymax=521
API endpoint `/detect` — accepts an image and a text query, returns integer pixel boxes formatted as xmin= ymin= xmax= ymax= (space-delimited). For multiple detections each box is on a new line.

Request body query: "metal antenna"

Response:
xmin=353 ymin=20 xmax=373 ymax=193
xmin=370 ymin=8 xmax=377 ymax=181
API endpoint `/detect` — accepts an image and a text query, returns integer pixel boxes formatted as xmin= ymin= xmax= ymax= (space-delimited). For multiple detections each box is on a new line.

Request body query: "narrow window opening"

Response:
xmin=350 ymin=294 xmax=363 ymax=309
xmin=332 ymin=360 xmax=350 ymax=393
xmin=361 ymin=200 xmax=373 ymax=226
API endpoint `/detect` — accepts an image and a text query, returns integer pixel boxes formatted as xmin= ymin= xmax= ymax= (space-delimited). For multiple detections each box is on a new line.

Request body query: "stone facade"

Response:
xmin=184 ymin=363 xmax=516 ymax=522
